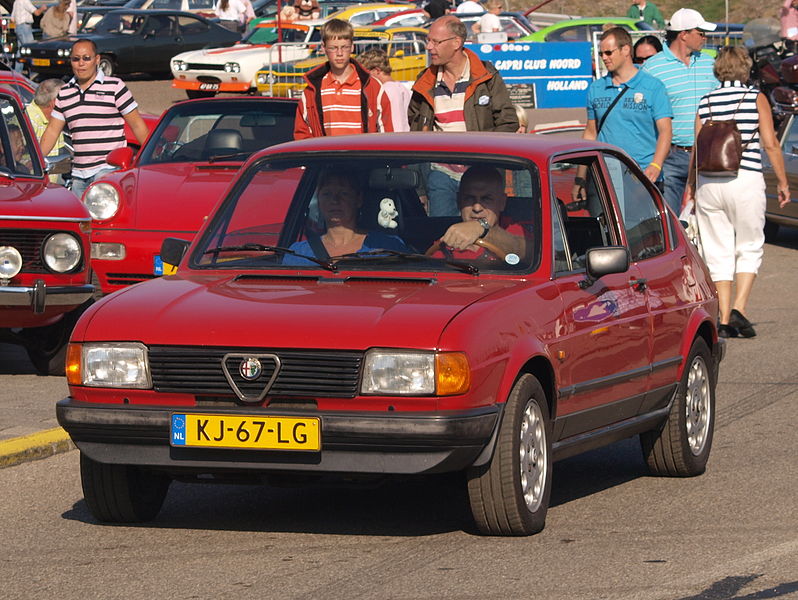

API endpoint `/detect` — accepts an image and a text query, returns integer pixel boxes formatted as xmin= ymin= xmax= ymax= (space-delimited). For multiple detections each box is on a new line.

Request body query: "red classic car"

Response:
xmin=0 ymin=89 xmax=94 ymax=375
xmin=83 ymin=97 xmax=297 ymax=295
xmin=58 ymin=132 xmax=724 ymax=535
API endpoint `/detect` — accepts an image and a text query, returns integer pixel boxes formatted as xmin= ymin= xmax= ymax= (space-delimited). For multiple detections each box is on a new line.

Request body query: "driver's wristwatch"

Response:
xmin=477 ymin=218 xmax=490 ymax=238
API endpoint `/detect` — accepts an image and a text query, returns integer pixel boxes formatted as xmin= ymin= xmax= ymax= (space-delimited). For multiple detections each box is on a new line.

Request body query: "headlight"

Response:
xmin=83 ymin=182 xmax=120 ymax=220
xmin=361 ymin=350 xmax=470 ymax=396
xmin=256 ymin=73 xmax=266 ymax=85
xmin=172 ymin=59 xmax=185 ymax=71
xmin=76 ymin=342 xmax=151 ymax=388
xmin=43 ymin=233 xmax=82 ymax=273
xmin=57 ymin=48 xmax=67 ymax=57
xmin=224 ymin=62 xmax=240 ymax=73
xmin=0 ymin=246 xmax=23 ymax=280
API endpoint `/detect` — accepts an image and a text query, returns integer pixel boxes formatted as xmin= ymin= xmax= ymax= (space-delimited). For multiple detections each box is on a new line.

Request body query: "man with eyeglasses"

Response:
xmin=38 ymin=39 xmax=149 ymax=199
xmin=641 ymin=8 xmax=718 ymax=214
xmin=575 ymin=27 xmax=671 ymax=201
xmin=294 ymin=18 xmax=393 ymax=139
xmin=408 ymin=15 xmax=517 ymax=215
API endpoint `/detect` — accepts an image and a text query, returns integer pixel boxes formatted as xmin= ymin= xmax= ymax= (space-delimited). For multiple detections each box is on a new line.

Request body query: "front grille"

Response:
xmin=190 ymin=64 xmax=225 ymax=71
xmin=149 ymin=346 xmax=363 ymax=398
xmin=1 ymin=229 xmax=52 ymax=273
xmin=106 ymin=273 xmax=157 ymax=286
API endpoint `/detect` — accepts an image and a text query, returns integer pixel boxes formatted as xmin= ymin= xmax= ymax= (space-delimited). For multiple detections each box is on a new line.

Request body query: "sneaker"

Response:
xmin=729 ymin=309 xmax=756 ymax=338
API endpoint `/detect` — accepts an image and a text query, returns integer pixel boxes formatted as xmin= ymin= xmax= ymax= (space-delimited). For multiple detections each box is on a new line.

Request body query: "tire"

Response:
xmin=24 ymin=300 xmax=92 ymax=376
xmin=98 ymin=56 xmax=114 ymax=77
xmin=467 ymin=374 xmax=552 ymax=536
xmin=641 ymin=337 xmax=715 ymax=477
xmin=763 ymin=220 xmax=779 ymax=243
xmin=80 ymin=453 xmax=171 ymax=523
xmin=186 ymin=89 xmax=216 ymax=99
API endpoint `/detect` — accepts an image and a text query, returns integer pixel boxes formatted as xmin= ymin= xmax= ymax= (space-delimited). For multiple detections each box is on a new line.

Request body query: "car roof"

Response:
xmin=253 ymin=131 xmax=611 ymax=163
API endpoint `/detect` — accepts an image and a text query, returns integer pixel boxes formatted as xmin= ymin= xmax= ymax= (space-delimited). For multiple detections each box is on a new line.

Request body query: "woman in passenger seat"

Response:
xmin=283 ymin=171 xmax=410 ymax=266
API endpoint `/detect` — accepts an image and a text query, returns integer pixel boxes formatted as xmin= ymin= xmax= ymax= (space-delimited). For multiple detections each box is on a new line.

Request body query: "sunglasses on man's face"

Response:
xmin=70 ymin=55 xmax=95 ymax=63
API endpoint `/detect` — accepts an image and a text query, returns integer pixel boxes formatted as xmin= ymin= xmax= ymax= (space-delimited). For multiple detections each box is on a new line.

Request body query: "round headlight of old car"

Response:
xmin=224 ymin=62 xmax=240 ymax=73
xmin=83 ymin=182 xmax=120 ymax=220
xmin=42 ymin=233 xmax=82 ymax=273
xmin=0 ymin=246 xmax=23 ymax=279
xmin=57 ymin=48 xmax=67 ymax=57
xmin=172 ymin=59 xmax=185 ymax=71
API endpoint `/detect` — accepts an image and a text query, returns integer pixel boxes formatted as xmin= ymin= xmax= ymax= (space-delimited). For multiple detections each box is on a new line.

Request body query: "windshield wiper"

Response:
xmin=334 ymin=249 xmax=480 ymax=275
xmin=207 ymin=152 xmax=250 ymax=163
xmin=203 ymin=243 xmax=338 ymax=272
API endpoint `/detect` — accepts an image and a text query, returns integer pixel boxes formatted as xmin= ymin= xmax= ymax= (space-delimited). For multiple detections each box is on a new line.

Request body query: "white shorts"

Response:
xmin=695 ymin=169 xmax=766 ymax=281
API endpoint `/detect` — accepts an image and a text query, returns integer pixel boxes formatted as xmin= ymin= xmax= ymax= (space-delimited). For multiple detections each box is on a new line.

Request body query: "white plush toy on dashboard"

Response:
xmin=377 ymin=197 xmax=398 ymax=229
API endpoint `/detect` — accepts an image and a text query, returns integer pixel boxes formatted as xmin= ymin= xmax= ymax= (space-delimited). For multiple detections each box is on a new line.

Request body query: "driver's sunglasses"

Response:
xmin=70 ymin=55 xmax=95 ymax=62
xmin=633 ymin=56 xmax=647 ymax=64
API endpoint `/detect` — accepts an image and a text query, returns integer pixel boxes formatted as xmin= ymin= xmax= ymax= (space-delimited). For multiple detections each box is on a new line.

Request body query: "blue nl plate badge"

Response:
xmin=171 ymin=414 xmax=186 ymax=446
xmin=153 ymin=255 xmax=163 ymax=275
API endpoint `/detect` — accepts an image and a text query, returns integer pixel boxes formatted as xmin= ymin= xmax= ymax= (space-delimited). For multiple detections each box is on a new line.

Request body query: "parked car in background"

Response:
xmin=171 ymin=20 xmax=321 ymax=99
xmin=18 ymin=9 xmax=241 ymax=78
xmin=256 ymin=25 xmax=427 ymax=97
xmin=456 ymin=11 xmax=536 ymax=41
xmin=326 ymin=2 xmax=412 ymax=27
xmin=762 ymin=111 xmax=798 ymax=240
xmin=519 ymin=16 xmax=654 ymax=42
xmin=58 ymin=132 xmax=722 ymax=535
xmin=0 ymin=88 xmax=94 ymax=375
xmin=83 ymin=97 xmax=296 ymax=295
xmin=370 ymin=7 xmax=427 ymax=28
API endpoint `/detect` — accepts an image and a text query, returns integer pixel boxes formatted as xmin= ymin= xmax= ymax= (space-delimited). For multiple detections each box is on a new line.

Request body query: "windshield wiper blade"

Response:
xmin=207 ymin=152 xmax=250 ymax=163
xmin=203 ymin=243 xmax=337 ymax=272
xmin=334 ymin=249 xmax=479 ymax=275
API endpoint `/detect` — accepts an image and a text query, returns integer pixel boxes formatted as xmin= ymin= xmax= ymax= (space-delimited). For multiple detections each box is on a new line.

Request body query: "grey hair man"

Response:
xmin=27 ymin=79 xmax=67 ymax=181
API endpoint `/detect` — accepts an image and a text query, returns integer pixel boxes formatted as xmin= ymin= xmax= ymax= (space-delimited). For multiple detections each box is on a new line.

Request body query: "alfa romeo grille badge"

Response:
xmin=239 ymin=357 xmax=262 ymax=381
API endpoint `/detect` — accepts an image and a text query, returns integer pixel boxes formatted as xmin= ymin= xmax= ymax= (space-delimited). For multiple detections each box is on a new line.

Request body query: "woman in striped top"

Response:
xmin=689 ymin=46 xmax=790 ymax=339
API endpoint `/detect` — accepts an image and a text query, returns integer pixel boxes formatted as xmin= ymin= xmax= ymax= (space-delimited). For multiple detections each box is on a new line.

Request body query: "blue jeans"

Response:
xmin=71 ymin=167 xmax=116 ymax=200
xmin=427 ymin=169 xmax=459 ymax=217
xmin=15 ymin=23 xmax=33 ymax=72
xmin=662 ymin=147 xmax=690 ymax=214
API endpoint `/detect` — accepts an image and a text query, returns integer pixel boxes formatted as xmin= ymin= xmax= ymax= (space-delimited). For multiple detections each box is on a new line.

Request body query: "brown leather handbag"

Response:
xmin=695 ymin=92 xmax=752 ymax=177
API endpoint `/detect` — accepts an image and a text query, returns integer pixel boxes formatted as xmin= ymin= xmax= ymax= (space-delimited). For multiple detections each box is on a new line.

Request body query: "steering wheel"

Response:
xmin=159 ymin=141 xmax=184 ymax=159
xmin=425 ymin=238 xmax=507 ymax=260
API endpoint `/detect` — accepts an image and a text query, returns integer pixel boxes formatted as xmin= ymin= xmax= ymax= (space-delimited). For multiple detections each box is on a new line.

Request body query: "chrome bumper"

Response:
xmin=0 ymin=281 xmax=94 ymax=313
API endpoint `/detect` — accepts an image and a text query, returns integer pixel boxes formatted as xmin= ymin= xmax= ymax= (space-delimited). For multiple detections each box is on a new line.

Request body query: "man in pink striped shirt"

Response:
xmin=39 ymin=39 xmax=149 ymax=198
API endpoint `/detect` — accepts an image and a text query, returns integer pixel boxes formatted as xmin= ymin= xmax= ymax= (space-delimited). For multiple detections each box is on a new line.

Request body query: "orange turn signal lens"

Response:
xmin=65 ymin=343 xmax=82 ymax=385
xmin=435 ymin=352 xmax=470 ymax=396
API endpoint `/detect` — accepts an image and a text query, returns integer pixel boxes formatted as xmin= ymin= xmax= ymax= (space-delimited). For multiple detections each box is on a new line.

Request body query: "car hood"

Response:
xmin=103 ymin=163 xmax=240 ymax=231
xmin=79 ymin=274 xmax=518 ymax=349
xmin=174 ymin=44 xmax=311 ymax=67
xmin=0 ymin=181 xmax=90 ymax=220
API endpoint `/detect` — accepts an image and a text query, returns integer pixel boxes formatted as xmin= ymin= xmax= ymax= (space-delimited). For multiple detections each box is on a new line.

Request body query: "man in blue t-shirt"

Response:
xmin=574 ymin=27 xmax=672 ymax=202
xmin=642 ymin=8 xmax=718 ymax=213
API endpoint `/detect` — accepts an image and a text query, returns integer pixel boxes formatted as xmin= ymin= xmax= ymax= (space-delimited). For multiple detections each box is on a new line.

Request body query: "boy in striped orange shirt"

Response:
xmin=294 ymin=18 xmax=393 ymax=139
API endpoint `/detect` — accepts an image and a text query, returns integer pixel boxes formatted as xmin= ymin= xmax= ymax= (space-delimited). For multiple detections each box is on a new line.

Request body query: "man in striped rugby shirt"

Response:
xmin=38 ymin=39 xmax=150 ymax=199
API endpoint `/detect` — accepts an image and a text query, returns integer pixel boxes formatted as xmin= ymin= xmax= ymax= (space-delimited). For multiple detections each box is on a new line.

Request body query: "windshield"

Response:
xmin=192 ymin=155 xmax=542 ymax=275
xmin=0 ymin=97 xmax=43 ymax=177
xmin=139 ymin=100 xmax=296 ymax=165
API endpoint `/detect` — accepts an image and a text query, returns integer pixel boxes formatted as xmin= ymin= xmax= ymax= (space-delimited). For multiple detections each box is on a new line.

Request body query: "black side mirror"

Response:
xmin=579 ymin=246 xmax=630 ymax=288
xmin=160 ymin=237 xmax=190 ymax=273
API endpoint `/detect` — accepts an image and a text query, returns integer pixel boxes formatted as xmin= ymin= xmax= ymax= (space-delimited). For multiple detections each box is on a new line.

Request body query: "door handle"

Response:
xmin=629 ymin=278 xmax=647 ymax=292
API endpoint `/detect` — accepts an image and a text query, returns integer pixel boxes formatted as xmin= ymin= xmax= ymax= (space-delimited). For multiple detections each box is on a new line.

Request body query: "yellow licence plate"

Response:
xmin=32 ymin=58 xmax=50 ymax=66
xmin=170 ymin=413 xmax=320 ymax=451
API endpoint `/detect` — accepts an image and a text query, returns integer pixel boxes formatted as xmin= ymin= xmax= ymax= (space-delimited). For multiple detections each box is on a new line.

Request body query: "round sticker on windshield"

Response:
xmin=505 ymin=253 xmax=520 ymax=265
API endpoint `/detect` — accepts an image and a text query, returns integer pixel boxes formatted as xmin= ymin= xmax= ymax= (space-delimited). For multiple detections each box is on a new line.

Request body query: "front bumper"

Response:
xmin=0 ymin=282 xmax=94 ymax=313
xmin=57 ymin=399 xmax=501 ymax=475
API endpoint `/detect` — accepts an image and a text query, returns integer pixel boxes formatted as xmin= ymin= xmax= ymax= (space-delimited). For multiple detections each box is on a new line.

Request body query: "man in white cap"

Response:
xmin=642 ymin=8 xmax=718 ymax=213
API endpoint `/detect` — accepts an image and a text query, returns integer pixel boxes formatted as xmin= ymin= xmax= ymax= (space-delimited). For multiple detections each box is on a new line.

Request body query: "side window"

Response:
xmin=552 ymin=196 xmax=569 ymax=272
xmin=178 ymin=15 xmax=209 ymax=35
xmin=604 ymin=154 xmax=665 ymax=261
xmin=552 ymin=156 xmax=615 ymax=269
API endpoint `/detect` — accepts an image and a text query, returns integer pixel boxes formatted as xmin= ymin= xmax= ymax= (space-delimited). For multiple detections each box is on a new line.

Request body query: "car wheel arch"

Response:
xmin=677 ymin=312 xmax=717 ymax=380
